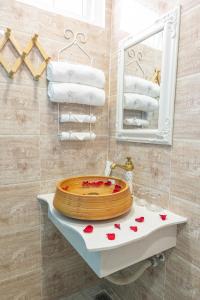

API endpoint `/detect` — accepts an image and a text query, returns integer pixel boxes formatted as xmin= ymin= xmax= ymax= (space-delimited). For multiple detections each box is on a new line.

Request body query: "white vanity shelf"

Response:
xmin=38 ymin=193 xmax=186 ymax=278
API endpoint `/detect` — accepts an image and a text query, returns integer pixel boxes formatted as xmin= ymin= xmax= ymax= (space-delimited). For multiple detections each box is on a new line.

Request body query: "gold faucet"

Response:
xmin=111 ymin=157 xmax=134 ymax=172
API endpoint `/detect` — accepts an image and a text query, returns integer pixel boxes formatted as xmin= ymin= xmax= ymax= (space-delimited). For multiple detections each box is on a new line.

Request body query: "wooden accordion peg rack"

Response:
xmin=0 ymin=28 xmax=50 ymax=80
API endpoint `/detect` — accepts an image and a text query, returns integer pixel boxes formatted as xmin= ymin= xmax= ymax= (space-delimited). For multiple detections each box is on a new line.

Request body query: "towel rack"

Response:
xmin=126 ymin=47 xmax=161 ymax=85
xmin=57 ymin=29 xmax=95 ymax=141
xmin=58 ymin=29 xmax=93 ymax=65
xmin=126 ymin=48 xmax=145 ymax=79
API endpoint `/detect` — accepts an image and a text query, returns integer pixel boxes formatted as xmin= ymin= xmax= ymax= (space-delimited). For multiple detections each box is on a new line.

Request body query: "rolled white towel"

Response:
xmin=48 ymin=82 xmax=105 ymax=106
xmin=60 ymin=113 xmax=96 ymax=123
xmin=124 ymin=118 xmax=149 ymax=127
xmin=59 ymin=131 xmax=96 ymax=141
xmin=124 ymin=93 xmax=159 ymax=112
xmin=124 ymin=76 xmax=160 ymax=98
xmin=0 ymin=29 xmax=4 ymax=39
xmin=47 ymin=61 xmax=105 ymax=89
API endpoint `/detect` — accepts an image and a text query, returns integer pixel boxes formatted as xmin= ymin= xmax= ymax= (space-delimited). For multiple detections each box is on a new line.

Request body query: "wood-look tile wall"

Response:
xmin=1 ymin=0 xmax=200 ymax=299
xmin=0 ymin=0 xmax=112 ymax=299
xmin=106 ymin=0 xmax=200 ymax=299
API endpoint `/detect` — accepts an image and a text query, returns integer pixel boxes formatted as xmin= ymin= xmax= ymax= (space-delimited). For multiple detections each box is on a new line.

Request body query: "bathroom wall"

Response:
xmin=1 ymin=1 xmax=200 ymax=299
xmin=0 ymin=0 xmax=111 ymax=299
xmin=106 ymin=0 xmax=200 ymax=299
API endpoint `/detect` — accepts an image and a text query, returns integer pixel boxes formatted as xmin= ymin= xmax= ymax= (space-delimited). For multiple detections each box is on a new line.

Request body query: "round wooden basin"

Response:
xmin=53 ymin=175 xmax=133 ymax=220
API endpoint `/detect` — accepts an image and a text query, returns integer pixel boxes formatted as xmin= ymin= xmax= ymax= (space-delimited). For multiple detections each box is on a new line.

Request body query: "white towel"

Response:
xmin=60 ymin=113 xmax=96 ymax=123
xmin=124 ymin=76 xmax=160 ymax=98
xmin=124 ymin=93 xmax=158 ymax=112
xmin=124 ymin=118 xmax=149 ymax=127
xmin=47 ymin=61 xmax=105 ymax=89
xmin=59 ymin=131 xmax=96 ymax=141
xmin=0 ymin=29 xmax=4 ymax=39
xmin=48 ymin=82 xmax=105 ymax=106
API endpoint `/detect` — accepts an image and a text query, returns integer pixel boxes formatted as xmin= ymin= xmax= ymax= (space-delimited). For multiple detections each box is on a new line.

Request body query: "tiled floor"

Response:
xmin=64 ymin=284 xmax=121 ymax=300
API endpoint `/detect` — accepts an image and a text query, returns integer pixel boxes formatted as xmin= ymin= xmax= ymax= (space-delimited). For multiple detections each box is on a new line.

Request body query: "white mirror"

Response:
xmin=116 ymin=7 xmax=180 ymax=145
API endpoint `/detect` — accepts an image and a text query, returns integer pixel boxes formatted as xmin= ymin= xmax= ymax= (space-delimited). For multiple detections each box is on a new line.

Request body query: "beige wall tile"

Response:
xmin=41 ymin=218 xmax=75 ymax=263
xmin=0 ymin=83 xmax=39 ymax=135
xmin=165 ymin=253 xmax=200 ymax=300
xmin=0 ymin=269 xmax=42 ymax=300
xmin=42 ymin=255 xmax=98 ymax=300
xmin=169 ymin=196 xmax=200 ymax=268
xmin=109 ymin=53 xmax=118 ymax=98
xmin=180 ymin=0 xmax=200 ymax=12
xmin=0 ymin=182 xmax=40 ymax=234
xmin=0 ymin=0 xmax=40 ymax=34
xmin=109 ymin=95 xmax=117 ymax=136
xmin=134 ymin=183 xmax=169 ymax=208
xmin=0 ymin=227 xmax=41 ymax=282
xmin=39 ymin=180 xmax=57 ymax=194
xmin=0 ymin=136 xmax=40 ymax=185
xmin=177 ymin=6 xmax=200 ymax=78
xmin=174 ymin=75 xmax=200 ymax=140
xmin=170 ymin=139 xmax=200 ymax=205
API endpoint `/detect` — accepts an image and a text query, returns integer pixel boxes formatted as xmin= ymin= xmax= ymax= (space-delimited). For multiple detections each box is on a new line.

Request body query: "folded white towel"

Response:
xmin=124 ymin=93 xmax=159 ymax=112
xmin=124 ymin=118 xmax=149 ymax=127
xmin=47 ymin=61 xmax=105 ymax=89
xmin=60 ymin=113 xmax=96 ymax=123
xmin=124 ymin=76 xmax=160 ymax=98
xmin=59 ymin=131 xmax=96 ymax=141
xmin=48 ymin=82 xmax=105 ymax=106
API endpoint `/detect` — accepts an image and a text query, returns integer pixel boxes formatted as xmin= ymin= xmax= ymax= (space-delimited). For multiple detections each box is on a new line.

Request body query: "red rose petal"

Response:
xmin=83 ymin=225 xmax=93 ymax=233
xmin=112 ymin=184 xmax=122 ymax=193
xmin=82 ymin=181 xmax=104 ymax=187
xmin=130 ymin=226 xmax=138 ymax=232
xmin=62 ymin=186 xmax=69 ymax=191
xmin=96 ymin=181 xmax=104 ymax=186
xmin=114 ymin=223 xmax=121 ymax=230
xmin=160 ymin=214 xmax=167 ymax=221
xmin=115 ymin=184 xmax=121 ymax=190
xmin=104 ymin=181 xmax=112 ymax=186
xmin=135 ymin=217 xmax=144 ymax=223
xmin=87 ymin=181 xmax=103 ymax=187
xmin=106 ymin=233 xmax=115 ymax=240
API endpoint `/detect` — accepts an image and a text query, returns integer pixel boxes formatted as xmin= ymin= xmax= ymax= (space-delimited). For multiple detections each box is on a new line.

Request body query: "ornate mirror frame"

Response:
xmin=116 ymin=7 xmax=180 ymax=145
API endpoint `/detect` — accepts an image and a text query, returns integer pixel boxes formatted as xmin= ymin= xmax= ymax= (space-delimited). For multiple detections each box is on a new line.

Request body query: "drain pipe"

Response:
xmin=105 ymin=253 xmax=165 ymax=286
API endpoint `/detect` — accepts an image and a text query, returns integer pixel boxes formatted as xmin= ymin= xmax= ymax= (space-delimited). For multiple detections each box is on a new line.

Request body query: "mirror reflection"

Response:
xmin=123 ymin=30 xmax=163 ymax=130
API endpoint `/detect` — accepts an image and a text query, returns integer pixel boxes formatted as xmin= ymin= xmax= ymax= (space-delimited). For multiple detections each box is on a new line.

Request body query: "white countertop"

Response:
xmin=38 ymin=193 xmax=187 ymax=252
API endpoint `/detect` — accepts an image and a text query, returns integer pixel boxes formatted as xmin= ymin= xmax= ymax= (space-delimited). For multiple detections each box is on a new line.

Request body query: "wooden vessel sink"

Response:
xmin=53 ymin=175 xmax=133 ymax=220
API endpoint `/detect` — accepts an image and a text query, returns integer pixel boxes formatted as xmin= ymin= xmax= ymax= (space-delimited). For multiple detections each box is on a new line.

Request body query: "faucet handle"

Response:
xmin=126 ymin=157 xmax=134 ymax=171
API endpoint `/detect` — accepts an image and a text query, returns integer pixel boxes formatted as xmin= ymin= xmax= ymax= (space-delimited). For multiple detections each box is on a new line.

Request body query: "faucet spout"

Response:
xmin=111 ymin=157 xmax=134 ymax=194
xmin=111 ymin=157 xmax=134 ymax=172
